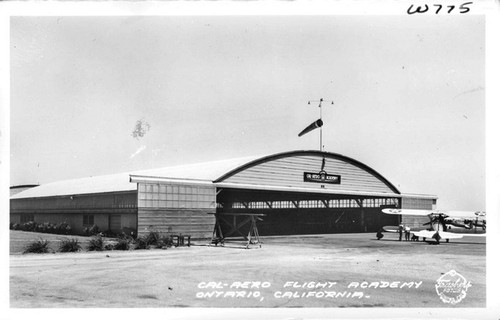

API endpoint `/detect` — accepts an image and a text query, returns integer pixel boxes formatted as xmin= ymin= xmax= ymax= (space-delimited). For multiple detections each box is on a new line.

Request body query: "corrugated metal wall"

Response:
xmin=401 ymin=196 xmax=436 ymax=228
xmin=138 ymin=209 xmax=214 ymax=238
xmin=220 ymin=155 xmax=395 ymax=194
xmin=10 ymin=191 xmax=138 ymax=235
xmin=11 ymin=191 xmax=137 ymax=211
xmin=10 ymin=212 xmax=137 ymax=235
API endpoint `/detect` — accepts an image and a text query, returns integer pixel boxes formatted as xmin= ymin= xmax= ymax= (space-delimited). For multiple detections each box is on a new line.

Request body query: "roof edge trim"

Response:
xmin=129 ymin=174 xmax=213 ymax=186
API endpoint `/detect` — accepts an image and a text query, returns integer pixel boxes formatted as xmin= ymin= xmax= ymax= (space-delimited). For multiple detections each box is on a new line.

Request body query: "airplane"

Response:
xmin=380 ymin=208 xmax=486 ymax=244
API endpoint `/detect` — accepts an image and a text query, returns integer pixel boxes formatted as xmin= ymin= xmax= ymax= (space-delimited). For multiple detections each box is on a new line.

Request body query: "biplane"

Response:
xmin=381 ymin=208 xmax=486 ymax=244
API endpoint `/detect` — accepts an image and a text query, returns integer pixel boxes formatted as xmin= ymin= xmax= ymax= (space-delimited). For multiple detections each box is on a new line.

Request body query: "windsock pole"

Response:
xmin=319 ymin=99 xmax=323 ymax=151
xmin=307 ymin=98 xmax=334 ymax=152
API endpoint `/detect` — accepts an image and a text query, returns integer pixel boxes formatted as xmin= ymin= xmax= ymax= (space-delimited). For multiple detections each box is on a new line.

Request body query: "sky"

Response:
xmin=9 ymin=15 xmax=485 ymax=211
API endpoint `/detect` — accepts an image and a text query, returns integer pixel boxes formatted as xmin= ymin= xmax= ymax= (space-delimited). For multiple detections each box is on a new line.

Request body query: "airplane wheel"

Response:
xmin=446 ymin=239 xmax=449 ymax=243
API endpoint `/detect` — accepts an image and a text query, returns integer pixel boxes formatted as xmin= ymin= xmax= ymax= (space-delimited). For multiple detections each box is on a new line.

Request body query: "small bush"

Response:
xmin=21 ymin=221 xmax=37 ymax=232
xmin=36 ymin=222 xmax=56 ymax=234
xmin=134 ymin=236 xmax=150 ymax=250
xmin=23 ymin=239 xmax=51 ymax=254
xmin=145 ymin=232 xmax=160 ymax=246
xmin=87 ymin=236 xmax=105 ymax=251
xmin=157 ymin=235 xmax=174 ymax=249
xmin=113 ymin=238 xmax=130 ymax=251
xmin=59 ymin=238 xmax=81 ymax=253
xmin=133 ymin=232 xmax=171 ymax=250
xmin=121 ymin=227 xmax=136 ymax=238
xmin=101 ymin=230 xmax=116 ymax=238
xmin=83 ymin=224 xmax=100 ymax=236
xmin=55 ymin=222 xmax=71 ymax=235
xmin=16 ymin=221 xmax=73 ymax=235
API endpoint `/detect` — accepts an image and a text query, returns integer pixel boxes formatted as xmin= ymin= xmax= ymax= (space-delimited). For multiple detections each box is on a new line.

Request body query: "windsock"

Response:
xmin=298 ymin=119 xmax=323 ymax=137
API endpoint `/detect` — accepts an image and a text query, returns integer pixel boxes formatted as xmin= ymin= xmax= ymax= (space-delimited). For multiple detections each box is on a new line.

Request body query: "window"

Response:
xmin=83 ymin=215 xmax=94 ymax=226
xmin=138 ymin=182 xmax=215 ymax=209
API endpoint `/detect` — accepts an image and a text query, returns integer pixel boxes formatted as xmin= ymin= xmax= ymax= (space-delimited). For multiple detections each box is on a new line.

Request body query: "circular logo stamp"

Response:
xmin=435 ymin=270 xmax=471 ymax=304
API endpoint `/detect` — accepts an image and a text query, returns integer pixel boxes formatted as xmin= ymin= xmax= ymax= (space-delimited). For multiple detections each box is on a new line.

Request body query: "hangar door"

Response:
xmin=213 ymin=151 xmax=404 ymax=235
xmin=216 ymin=188 xmax=400 ymax=235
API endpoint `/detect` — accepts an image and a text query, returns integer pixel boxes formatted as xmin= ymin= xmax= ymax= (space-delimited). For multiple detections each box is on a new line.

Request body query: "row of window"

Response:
xmin=140 ymin=193 xmax=214 ymax=202
xmin=402 ymin=197 xmax=434 ymax=210
xmin=138 ymin=199 xmax=216 ymax=209
xmin=139 ymin=183 xmax=215 ymax=199
xmin=227 ymin=198 xmax=399 ymax=210
xmin=12 ymin=194 xmax=137 ymax=210
xmin=138 ymin=183 xmax=216 ymax=209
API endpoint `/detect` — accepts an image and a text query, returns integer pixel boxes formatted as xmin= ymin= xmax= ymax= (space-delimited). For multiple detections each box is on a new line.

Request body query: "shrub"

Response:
xmin=59 ymin=238 xmax=81 ymax=253
xmin=13 ymin=221 xmax=78 ymax=236
xmin=101 ymin=230 xmax=116 ymax=238
xmin=113 ymin=238 xmax=130 ymax=251
xmin=134 ymin=236 xmax=150 ymax=250
xmin=23 ymin=239 xmax=51 ymax=254
xmin=121 ymin=227 xmax=136 ymax=238
xmin=55 ymin=222 xmax=71 ymax=235
xmin=34 ymin=223 xmax=43 ymax=233
xmin=133 ymin=232 xmax=171 ymax=250
xmin=83 ymin=224 xmax=100 ymax=236
xmin=157 ymin=234 xmax=174 ymax=249
xmin=36 ymin=222 xmax=55 ymax=234
xmin=21 ymin=221 xmax=37 ymax=232
xmin=144 ymin=232 xmax=159 ymax=246
xmin=87 ymin=236 xmax=105 ymax=251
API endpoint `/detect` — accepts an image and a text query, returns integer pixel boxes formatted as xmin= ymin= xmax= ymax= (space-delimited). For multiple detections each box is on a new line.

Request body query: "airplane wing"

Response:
xmin=413 ymin=230 xmax=463 ymax=240
xmin=444 ymin=211 xmax=486 ymax=219
xmin=382 ymin=209 xmax=486 ymax=220
xmin=381 ymin=209 xmax=434 ymax=216
xmin=383 ymin=225 xmax=426 ymax=233
xmin=382 ymin=226 xmax=399 ymax=233
xmin=460 ymin=233 xmax=487 ymax=237
xmin=435 ymin=231 xmax=464 ymax=240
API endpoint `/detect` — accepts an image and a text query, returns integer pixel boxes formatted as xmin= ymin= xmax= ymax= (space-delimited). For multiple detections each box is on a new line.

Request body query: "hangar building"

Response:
xmin=10 ymin=150 xmax=436 ymax=238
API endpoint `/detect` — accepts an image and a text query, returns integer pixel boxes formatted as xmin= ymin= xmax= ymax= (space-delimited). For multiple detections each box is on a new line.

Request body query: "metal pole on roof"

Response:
xmin=307 ymin=98 xmax=334 ymax=152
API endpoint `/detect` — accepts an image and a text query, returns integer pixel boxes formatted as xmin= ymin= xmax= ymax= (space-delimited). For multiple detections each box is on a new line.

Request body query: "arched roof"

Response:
xmin=12 ymin=150 xmax=401 ymax=199
xmin=214 ymin=150 xmax=401 ymax=195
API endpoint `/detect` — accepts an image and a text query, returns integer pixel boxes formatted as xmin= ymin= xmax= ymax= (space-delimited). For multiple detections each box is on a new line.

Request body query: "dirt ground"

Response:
xmin=10 ymin=231 xmax=486 ymax=308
